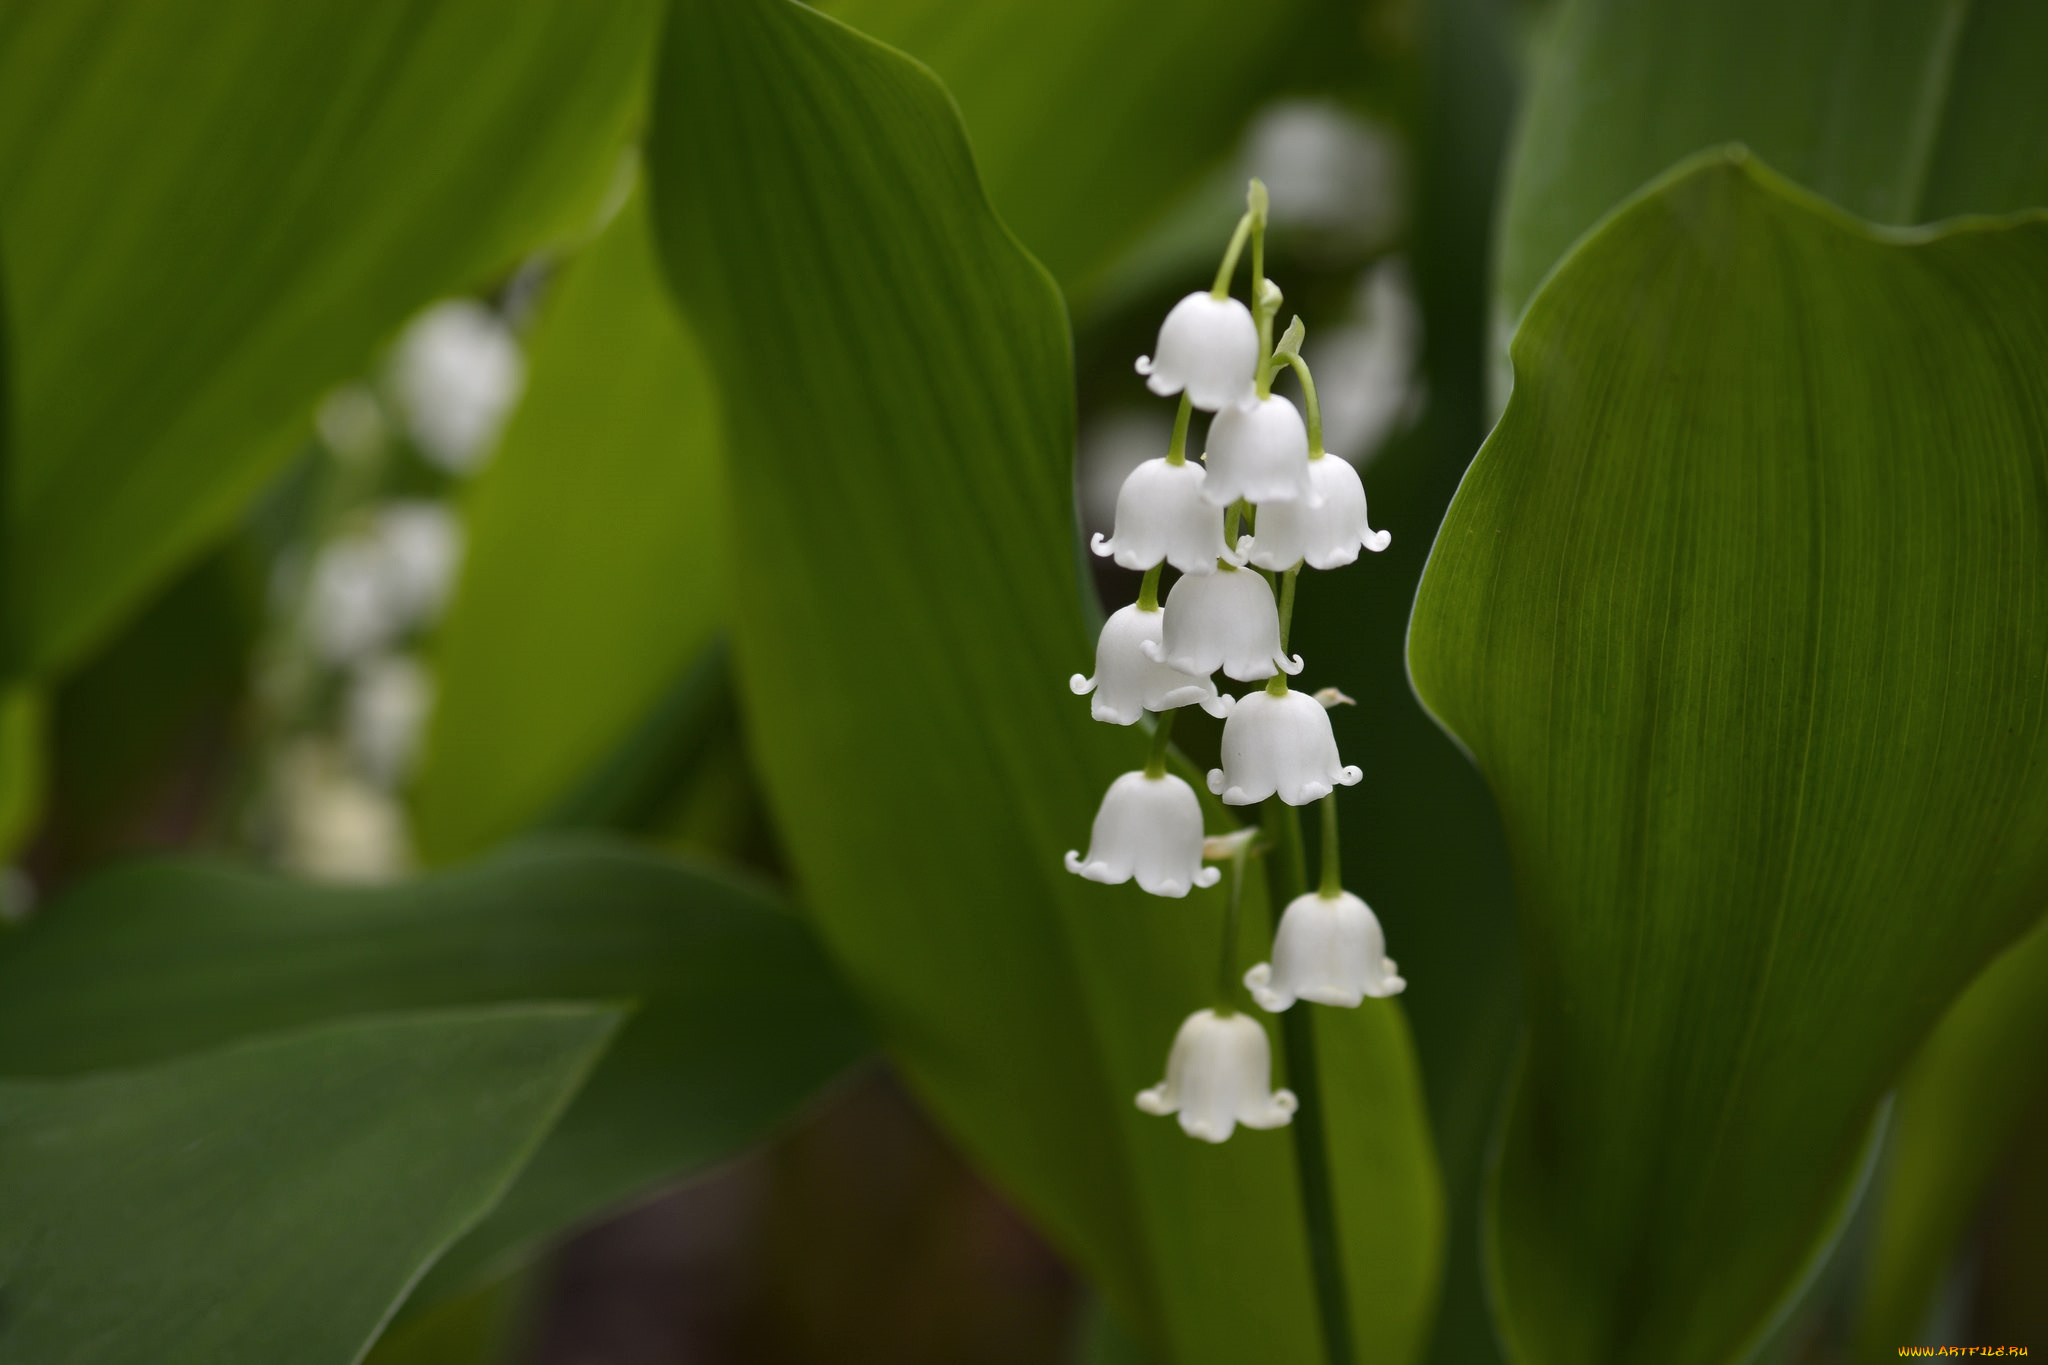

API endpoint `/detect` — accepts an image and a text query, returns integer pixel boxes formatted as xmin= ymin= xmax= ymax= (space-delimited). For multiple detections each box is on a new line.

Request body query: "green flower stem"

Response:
xmin=1277 ymin=564 xmax=1300 ymax=652
xmin=1276 ymin=351 xmax=1326 ymax=457
xmin=1143 ymin=706 xmax=1177 ymax=779
xmin=1215 ymin=838 xmax=1252 ymax=1009
xmin=1137 ymin=563 xmax=1163 ymax=612
xmin=1165 ymin=393 xmax=1194 ymax=466
xmin=1211 ymin=213 xmax=1253 ymax=297
xmin=1261 ymin=796 xmax=1355 ymax=1365
xmin=1320 ymin=793 xmax=1341 ymax=897
xmin=1252 ymin=222 xmax=1274 ymax=399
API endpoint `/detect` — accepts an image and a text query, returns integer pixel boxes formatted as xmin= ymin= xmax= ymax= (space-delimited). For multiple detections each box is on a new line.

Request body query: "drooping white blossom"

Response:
xmin=1136 ymin=292 xmax=1259 ymax=413
xmin=346 ymin=653 xmax=435 ymax=788
xmin=304 ymin=501 xmax=464 ymax=664
xmin=1208 ymin=686 xmax=1361 ymax=805
xmin=1070 ymin=605 xmax=1231 ymax=725
xmin=1245 ymin=890 xmax=1405 ymax=1011
xmin=1066 ymin=771 xmax=1220 ymax=898
xmin=1145 ymin=566 xmax=1302 ymax=683
xmin=1202 ymin=394 xmax=1318 ymax=507
xmin=1090 ymin=458 xmax=1242 ymax=575
xmin=390 ymin=299 xmax=525 ymax=473
xmin=1135 ymin=1008 xmax=1297 ymax=1142
xmin=1245 ymin=453 xmax=1390 ymax=570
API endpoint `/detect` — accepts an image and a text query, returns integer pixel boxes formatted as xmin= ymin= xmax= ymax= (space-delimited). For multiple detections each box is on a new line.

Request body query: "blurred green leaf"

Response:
xmin=1409 ymin=151 xmax=2048 ymax=1363
xmin=0 ymin=1004 xmax=616 ymax=1365
xmin=0 ymin=839 xmax=870 ymax=1309
xmin=647 ymin=3 xmax=1440 ymax=1361
xmin=0 ymin=683 xmax=41 ymax=861
xmin=0 ymin=0 xmax=661 ymax=675
xmin=416 ymin=183 xmax=726 ymax=863
xmin=1852 ymin=915 xmax=2048 ymax=1356
xmin=1496 ymin=0 xmax=2048 ymax=340
xmin=814 ymin=0 xmax=1331 ymax=300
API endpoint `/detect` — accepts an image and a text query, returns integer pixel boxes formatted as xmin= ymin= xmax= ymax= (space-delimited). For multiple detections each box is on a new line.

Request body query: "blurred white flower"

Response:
xmin=347 ymin=654 xmax=434 ymax=788
xmin=1146 ymin=565 xmax=1300 ymax=682
xmin=1091 ymin=457 xmax=1242 ymax=575
xmin=1208 ymin=687 xmax=1361 ymax=806
xmin=1246 ymin=890 xmax=1405 ymax=1011
xmin=277 ymin=741 xmax=410 ymax=883
xmin=0 ymin=867 xmax=36 ymax=925
xmin=305 ymin=501 xmax=463 ymax=664
xmin=1245 ymin=450 xmax=1390 ymax=571
xmin=1071 ymin=604 xmax=1231 ymax=725
xmin=390 ymin=299 xmax=525 ymax=473
xmin=1136 ymin=1008 xmax=1297 ymax=1142
xmin=1137 ymin=292 xmax=1260 ymax=412
xmin=1065 ymin=770 xmax=1219 ymax=898
xmin=314 ymin=383 xmax=389 ymax=465
xmin=1203 ymin=394 xmax=1316 ymax=507
xmin=1312 ymin=260 xmax=1424 ymax=467
xmin=1246 ymin=101 xmax=1404 ymax=248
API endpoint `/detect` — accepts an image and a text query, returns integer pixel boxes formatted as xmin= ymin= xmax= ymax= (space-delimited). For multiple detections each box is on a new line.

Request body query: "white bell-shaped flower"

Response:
xmin=1208 ymin=686 xmax=1362 ymax=805
xmin=1090 ymin=458 xmax=1243 ymax=575
xmin=1135 ymin=293 xmax=1259 ymax=413
xmin=1245 ymin=454 xmax=1391 ymax=570
xmin=1070 ymin=605 xmax=1232 ymax=724
xmin=1245 ymin=890 xmax=1406 ymax=1011
xmin=1202 ymin=395 xmax=1319 ymax=507
xmin=1136 ymin=1008 xmax=1297 ymax=1142
xmin=1065 ymin=771 xmax=1220 ymax=898
xmin=1145 ymin=566 xmax=1302 ymax=682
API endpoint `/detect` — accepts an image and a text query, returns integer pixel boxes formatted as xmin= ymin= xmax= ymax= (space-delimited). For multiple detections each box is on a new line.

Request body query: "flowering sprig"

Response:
xmin=1065 ymin=179 xmax=1401 ymax=1152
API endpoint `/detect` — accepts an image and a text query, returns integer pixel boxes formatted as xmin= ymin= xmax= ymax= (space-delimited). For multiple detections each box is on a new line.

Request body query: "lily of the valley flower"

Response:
xmin=1245 ymin=890 xmax=1405 ymax=1010
xmin=1136 ymin=1008 xmax=1297 ymax=1142
xmin=1245 ymin=452 xmax=1391 ymax=570
xmin=1202 ymin=394 xmax=1319 ymax=507
xmin=1208 ymin=686 xmax=1362 ymax=805
xmin=1136 ymin=293 xmax=1260 ymax=413
xmin=1146 ymin=566 xmax=1302 ymax=682
xmin=1066 ymin=770 xmax=1220 ymax=898
xmin=1070 ymin=604 xmax=1232 ymax=725
xmin=1091 ymin=458 xmax=1243 ymax=575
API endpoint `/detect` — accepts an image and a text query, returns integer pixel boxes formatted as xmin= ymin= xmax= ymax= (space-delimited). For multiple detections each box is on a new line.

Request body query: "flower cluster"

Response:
xmin=1065 ymin=182 xmax=1403 ymax=1143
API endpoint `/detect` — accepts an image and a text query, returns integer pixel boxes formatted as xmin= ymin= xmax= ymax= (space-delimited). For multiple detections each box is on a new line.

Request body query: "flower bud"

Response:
xmin=1135 ymin=292 xmax=1260 ymax=413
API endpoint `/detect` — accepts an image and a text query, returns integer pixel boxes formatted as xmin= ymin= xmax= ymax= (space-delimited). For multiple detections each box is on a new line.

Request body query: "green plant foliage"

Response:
xmin=415 ymin=183 xmax=725 ymax=863
xmin=1852 ymin=914 xmax=2048 ymax=1356
xmin=647 ymin=3 xmax=1441 ymax=1360
xmin=1495 ymin=0 xmax=2048 ymax=337
xmin=814 ymin=0 xmax=1322 ymax=300
xmin=1408 ymin=152 xmax=2048 ymax=1364
xmin=0 ymin=683 xmax=42 ymax=860
xmin=0 ymin=839 xmax=870 ymax=1308
xmin=0 ymin=0 xmax=662 ymax=676
xmin=0 ymin=1004 xmax=617 ymax=1365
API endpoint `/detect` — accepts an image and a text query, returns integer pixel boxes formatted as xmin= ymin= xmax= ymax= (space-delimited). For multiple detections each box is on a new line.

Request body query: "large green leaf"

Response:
xmin=813 ymin=0 xmax=1327 ymax=300
xmin=415 ymin=182 xmax=726 ymax=863
xmin=0 ymin=1005 xmax=616 ymax=1365
xmin=647 ymin=3 xmax=1440 ymax=1361
xmin=1408 ymin=152 xmax=2048 ymax=1364
xmin=1852 ymin=914 xmax=2048 ymax=1356
xmin=1495 ymin=0 xmax=2048 ymax=343
xmin=0 ymin=0 xmax=660 ymax=676
xmin=0 ymin=839 xmax=870 ymax=1307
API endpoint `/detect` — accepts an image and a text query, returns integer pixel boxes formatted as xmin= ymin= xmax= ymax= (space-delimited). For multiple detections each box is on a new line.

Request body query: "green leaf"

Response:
xmin=1495 ymin=0 xmax=2048 ymax=340
xmin=1409 ymin=150 xmax=2048 ymax=1364
xmin=0 ymin=0 xmax=661 ymax=675
xmin=647 ymin=3 xmax=1441 ymax=1360
xmin=813 ymin=0 xmax=1328 ymax=299
xmin=415 ymin=182 xmax=726 ymax=863
xmin=0 ymin=1004 xmax=617 ymax=1365
xmin=1852 ymin=913 xmax=2048 ymax=1355
xmin=0 ymin=838 xmax=870 ymax=1307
